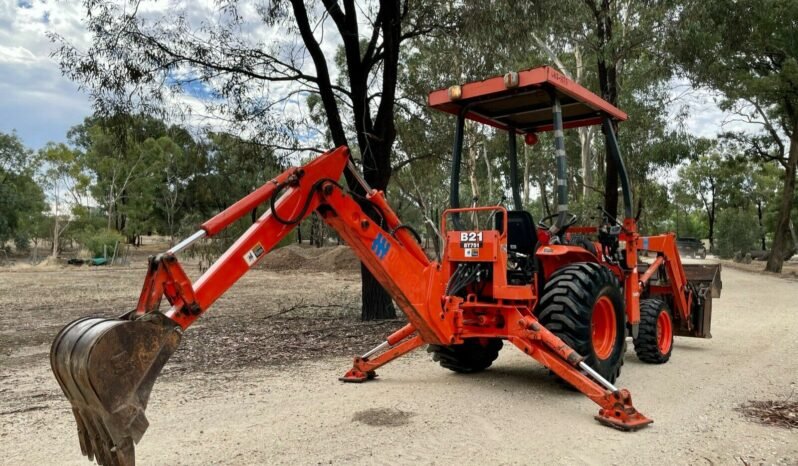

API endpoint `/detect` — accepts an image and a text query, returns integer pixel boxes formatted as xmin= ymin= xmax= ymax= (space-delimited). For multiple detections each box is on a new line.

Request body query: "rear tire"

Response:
xmin=536 ymin=262 xmax=626 ymax=384
xmin=570 ymin=236 xmax=598 ymax=257
xmin=428 ymin=339 xmax=503 ymax=373
xmin=634 ymin=298 xmax=673 ymax=364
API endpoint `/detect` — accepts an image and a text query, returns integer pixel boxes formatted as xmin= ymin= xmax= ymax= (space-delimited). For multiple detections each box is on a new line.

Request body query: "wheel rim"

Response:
xmin=656 ymin=310 xmax=672 ymax=354
xmin=591 ymin=296 xmax=617 ymax=360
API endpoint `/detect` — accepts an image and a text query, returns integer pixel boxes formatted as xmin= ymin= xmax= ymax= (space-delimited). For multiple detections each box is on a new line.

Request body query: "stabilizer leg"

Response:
xmin=511 ymin=316 xmax=652 ymax=431
xmin=340 ymin=324 xmax=423 ymax=382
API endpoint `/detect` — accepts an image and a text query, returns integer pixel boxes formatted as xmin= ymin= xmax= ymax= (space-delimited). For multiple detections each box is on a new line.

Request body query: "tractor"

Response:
xmin=50 ymin=66 xmax=721 ymax=466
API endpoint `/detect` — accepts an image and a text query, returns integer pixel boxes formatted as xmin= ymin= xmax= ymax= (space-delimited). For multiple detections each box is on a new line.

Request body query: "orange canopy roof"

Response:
xmin=427 ymin=66 xmax=627 ymax=133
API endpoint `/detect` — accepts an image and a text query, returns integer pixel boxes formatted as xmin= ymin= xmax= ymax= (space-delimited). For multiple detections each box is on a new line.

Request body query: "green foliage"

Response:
xmin=715 ymin=208 xmax=760 ymax=259
xmin=672 ymin=0 xmax=798 ymax=120
xmin=1 ymin=172 xmax=47 ymax=250
xmin=672 ymin=0 xmax=798 ymax=271
xmin=671 ymin=142 xmax=749 ymax=248
xmin=0 ymin=132 xmax=46 ymax=249
xmin=76 ymin=228 xmax=125 ymax=258
xmin=69 ymin=115 xmax=167 ymax=235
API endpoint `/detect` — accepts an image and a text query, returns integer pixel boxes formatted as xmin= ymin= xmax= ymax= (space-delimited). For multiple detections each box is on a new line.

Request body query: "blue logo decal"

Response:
xmin=642 ymin=237 xmax=650 ymax=250
xmin=371 ymin=233 xmax=391 ymax=260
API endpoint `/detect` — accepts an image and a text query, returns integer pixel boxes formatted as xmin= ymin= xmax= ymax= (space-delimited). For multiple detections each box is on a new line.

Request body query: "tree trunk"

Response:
xmin=523 ymin=144 xmax=530 ymax=205
xmin=360 ymin=263 xmax=396 ymax=319
xmin=310 ymin=213 xmax=325 ymax=247
xmin=538 ymin=174 xmax=551 ymax=217
xmin=468 ymin=142 xmax=480 ymax=224
xmin=580 ymin=127 xmax=593 ymax=197
xmin=290 ymin=0 xmax=399 ymax=321
xmin=483 ymin=144 xmax=493 ymax=202
xmin=757 ymin=200 xmax=765 ymax=250
xmin=708 ymin=212 xmax=715 ymax=252
xmin=107 ymin=189 xmax=114 ymax=230
xmin=592 ymin=1 xmax=620 ymax=218
xmin=51 ymin=215 xmax=60 ymax=259
xmin=766 ymin=129 xmax=798 ymax=272
xmin=51 ymin=186 xmax=60 ymax=259
xmin=575 ymin=47 xmax=593 ymax=198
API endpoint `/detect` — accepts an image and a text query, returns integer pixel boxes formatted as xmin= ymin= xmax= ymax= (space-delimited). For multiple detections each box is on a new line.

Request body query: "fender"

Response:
xmin=536 ymin=244 xmax=598 ymax=280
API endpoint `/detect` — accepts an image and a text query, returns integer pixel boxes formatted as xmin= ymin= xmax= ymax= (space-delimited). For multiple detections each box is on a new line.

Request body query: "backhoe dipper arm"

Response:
xmin=136 ymin=147 xmax=351 ymax=328
xmin=138 ymin=145 xmax=450 ymax=343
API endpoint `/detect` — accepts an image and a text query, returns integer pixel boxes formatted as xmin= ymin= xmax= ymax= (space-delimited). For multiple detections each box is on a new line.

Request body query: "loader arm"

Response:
xmin=51 ymin=145 xmax=650 ymax=466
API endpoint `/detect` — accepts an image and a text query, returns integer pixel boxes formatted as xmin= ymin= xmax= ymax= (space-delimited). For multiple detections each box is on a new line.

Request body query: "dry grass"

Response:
xmin=737 ymin=398 xmax=798 ymax=430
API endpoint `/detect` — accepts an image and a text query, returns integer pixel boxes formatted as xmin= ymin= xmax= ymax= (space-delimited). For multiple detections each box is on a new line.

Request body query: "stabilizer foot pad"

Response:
xmin=594 ymin=388 xmax=653 ymax=431
xmin=594 ymin=414 xmax=653 ymax=431
xmin=339 ymin=369 xmax=377 ymax=383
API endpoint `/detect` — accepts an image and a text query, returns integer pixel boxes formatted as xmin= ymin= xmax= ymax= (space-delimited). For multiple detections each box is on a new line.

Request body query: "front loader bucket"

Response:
xmin=679 ymin=263 xmax=722 ymax=338
xmin=50 ymin=312 xmax=182 ymax=466
xmin=683 ymin=263 xmax=722 ymax=299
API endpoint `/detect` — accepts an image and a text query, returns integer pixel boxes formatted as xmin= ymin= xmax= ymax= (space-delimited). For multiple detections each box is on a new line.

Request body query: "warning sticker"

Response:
xmin=244 ymin=243 xmax=265 ymax=266
xmin=465 ymin=248 xmax=480 ymax=258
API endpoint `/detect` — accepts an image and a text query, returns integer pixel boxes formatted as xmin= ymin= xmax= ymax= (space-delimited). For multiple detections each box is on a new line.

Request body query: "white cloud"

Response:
xmin=0 ymin=0 xmax=92 ymax=149
xmin=667 ymin=78 xmax=765 ymax=138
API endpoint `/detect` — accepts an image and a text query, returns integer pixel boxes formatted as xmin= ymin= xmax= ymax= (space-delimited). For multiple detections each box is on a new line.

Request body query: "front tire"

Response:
xmin=634 ymin=298 xmax=673 ymax=364
xmin=536 ymin=263 xmax=626 ymax=384
xmin=428 ymin=339 xmax=503 ymax=373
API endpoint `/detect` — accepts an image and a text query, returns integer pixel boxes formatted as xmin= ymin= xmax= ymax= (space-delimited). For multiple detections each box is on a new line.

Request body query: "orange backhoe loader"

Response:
xmin=50 ymin=66 xmax=721 ymax=465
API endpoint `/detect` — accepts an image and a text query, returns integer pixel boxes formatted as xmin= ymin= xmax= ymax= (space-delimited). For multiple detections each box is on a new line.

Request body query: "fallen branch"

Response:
xmin=1 ymin=405 xmax=48 ymax=415
xmin=736 ymin=394 xmax=798 ymax=429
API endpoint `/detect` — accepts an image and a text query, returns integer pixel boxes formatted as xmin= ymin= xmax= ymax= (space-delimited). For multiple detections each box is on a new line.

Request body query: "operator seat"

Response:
xmin=495 ymin=210 xmax=537 ymax=284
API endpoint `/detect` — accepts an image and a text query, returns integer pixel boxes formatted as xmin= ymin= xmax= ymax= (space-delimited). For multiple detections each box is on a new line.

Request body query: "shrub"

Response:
xmin=78 ymin=228 xmax=126 ymax=258
xmin=715 ymin=207 xmax=760 ymax=259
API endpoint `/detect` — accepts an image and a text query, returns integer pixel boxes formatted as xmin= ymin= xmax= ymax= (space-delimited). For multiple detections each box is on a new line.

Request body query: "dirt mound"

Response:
xmin=310 ymin=246 xmax=360 ymax=272
xmin=259 ymin=246 xmax=308 ymax=271
xmin=258 ymin=245 xmax=360 ymax=272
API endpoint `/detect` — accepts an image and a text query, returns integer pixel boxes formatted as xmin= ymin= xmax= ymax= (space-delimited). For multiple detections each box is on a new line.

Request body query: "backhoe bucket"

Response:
xmin=50 ymin=312 xmax=182 ymax=466
xmin=679 ymin=263 xmax=722 ymax=338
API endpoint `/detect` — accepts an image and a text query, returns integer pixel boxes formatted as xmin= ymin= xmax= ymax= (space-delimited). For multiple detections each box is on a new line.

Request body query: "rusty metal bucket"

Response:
xmin=50 ymin=312 xmax=182 ymax=466
xmin=683 ymin=263 xmax=722 ymax=299
xmin=679 ymin=263 xmax=722 ymax=338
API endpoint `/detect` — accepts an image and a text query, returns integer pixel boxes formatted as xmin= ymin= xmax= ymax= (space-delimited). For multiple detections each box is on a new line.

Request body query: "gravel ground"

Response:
xmin=1 ymin=260 xmax=796 ymax=465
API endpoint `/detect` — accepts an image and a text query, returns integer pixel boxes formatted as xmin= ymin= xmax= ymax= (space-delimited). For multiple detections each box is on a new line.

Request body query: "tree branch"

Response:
xmin=290 ymin=0 xmax=348 ymax=147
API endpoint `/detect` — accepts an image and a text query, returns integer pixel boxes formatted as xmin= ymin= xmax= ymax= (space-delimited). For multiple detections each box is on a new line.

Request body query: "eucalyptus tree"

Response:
xmin=52 ymin=0 xmax=453 ymax=319
xmin=671 ymin=0 xmax=798 ymax=272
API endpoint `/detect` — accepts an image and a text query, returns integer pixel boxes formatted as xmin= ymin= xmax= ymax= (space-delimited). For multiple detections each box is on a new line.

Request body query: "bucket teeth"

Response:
xmin=50 ymin=313 xmax=182 ymax=465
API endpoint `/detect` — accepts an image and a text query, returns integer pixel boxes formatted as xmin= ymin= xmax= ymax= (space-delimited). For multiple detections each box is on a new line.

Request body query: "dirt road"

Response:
xmin=1 ymin=264 xmax=796 ymax=465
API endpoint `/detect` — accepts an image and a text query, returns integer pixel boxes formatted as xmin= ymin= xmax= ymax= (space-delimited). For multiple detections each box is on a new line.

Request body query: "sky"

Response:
xmin=0 ymin=0 xmax=93 ymax=149
xmin=0 ymin=0 xmax=762 ymax=152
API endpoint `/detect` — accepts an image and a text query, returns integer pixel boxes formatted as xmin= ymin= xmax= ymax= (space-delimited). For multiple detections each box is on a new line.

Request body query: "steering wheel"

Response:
xmin=537 ymin=212 xmax=578 ymax=232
